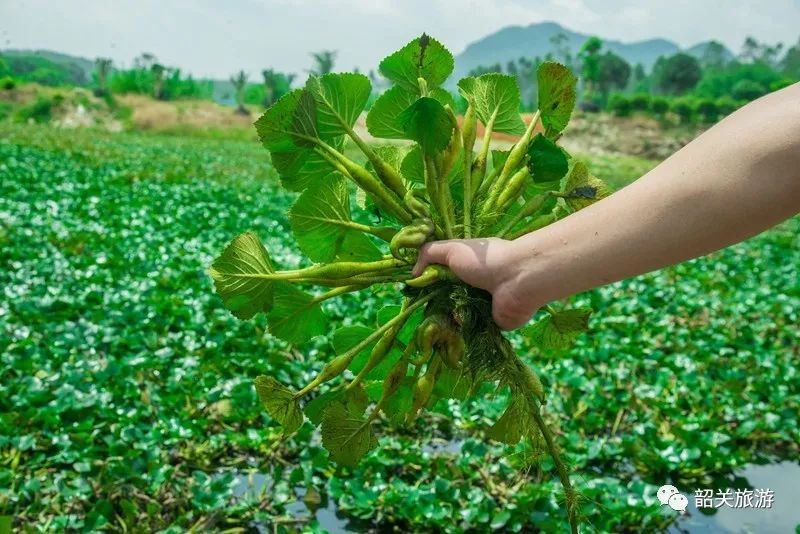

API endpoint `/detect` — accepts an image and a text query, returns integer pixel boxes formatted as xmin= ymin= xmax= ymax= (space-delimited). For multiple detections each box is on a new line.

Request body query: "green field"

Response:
xmin=1 ymin=124 xmax=798 ymax=532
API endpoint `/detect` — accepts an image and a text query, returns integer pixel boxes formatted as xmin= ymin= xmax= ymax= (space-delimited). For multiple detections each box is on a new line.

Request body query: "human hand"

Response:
xmin=413 ymin=237 xmax=543 ymax=330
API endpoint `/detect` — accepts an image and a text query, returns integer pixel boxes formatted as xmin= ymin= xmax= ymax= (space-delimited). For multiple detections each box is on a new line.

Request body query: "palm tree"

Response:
xmin=261 ymin=69 xmax=296 ymax=108
xmin=311 ymin=50 xmax=336 ymax=75
xmin=94 ymin=57 xmax=112 ymax=97
xmin=230 ymin=70 xmax=249 ymax=114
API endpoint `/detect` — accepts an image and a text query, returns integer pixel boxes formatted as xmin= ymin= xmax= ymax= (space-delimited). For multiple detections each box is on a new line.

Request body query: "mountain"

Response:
xmin=2 ymin=49 xmax=95 ymax=81
xmin=685 ymin=40 xmax=735 ymax=64
xmin=452 ymin=21 xmax=686 ymax=83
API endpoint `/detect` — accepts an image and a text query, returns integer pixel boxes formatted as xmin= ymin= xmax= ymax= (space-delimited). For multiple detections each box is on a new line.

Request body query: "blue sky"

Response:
xmin=1 ymin=0 xmax=798 ymax=78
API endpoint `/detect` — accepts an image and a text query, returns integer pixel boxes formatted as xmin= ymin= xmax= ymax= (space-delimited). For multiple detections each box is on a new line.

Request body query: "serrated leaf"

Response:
xmin=366 ymin=86 xmax=417 ymax=139
xmin=400 ymin=145 xmax=425 ymax=183
xmin=254 ymin=89 xmax=305 ymax=153
xmin=288 ymin=176 xmax=380 ymax=263
xmin=399 ymin=97 xmax=453 ymax=154
xmin=457 ymin=74 xmax=526 ymax=135
xmin=304 ymin=389 xmax=342 ymax=426
xmin=562 ymin=162 xmax=611 ymax=211
xmin=487 ymin=397 xmax=533 ymax=445
xmin=271 ymin=146 xmax=339 ymax=192
xmin=334 ymin=231 xmax=382 ymax=262
xmin=254 ymin=376 xmax=303 ymax=433
xmin=379 ymin=34 xmax=454 ymax=93
xmin=304 ymin=384 xmax=369 ymax=426
xmin=367 ymin=87 xmax=456 ymax=140
xmin=528 ymin=134 xmax=569 ymax=184
xmin=209 ymin=232 xmax=275 ymax=319
xmin=307 ymin=73 xmax=371 ymax=138
xmin=321 ymin=401 xmax=378 ymax=467
xmin=537 ymin=62 xmax=577 ymax=138
xmin=525 ymin=308 xmax=592 ymax=350
xmin=267 ymin=283 xmax=326 ymax=345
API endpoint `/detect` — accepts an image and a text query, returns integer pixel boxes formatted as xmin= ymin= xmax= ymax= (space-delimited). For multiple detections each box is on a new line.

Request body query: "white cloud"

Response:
xmin=1 ymin=0 xmax=798 ymax=78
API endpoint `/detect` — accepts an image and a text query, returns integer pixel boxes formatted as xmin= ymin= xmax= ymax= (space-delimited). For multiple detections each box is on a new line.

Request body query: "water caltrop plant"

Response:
xmin=210 ymin=34 xmax=608 ymax=532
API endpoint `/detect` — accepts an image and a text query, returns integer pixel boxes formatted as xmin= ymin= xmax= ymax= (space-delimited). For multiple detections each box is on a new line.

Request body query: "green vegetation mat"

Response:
xmin=1 ymin=124 xmax=797 ymax=532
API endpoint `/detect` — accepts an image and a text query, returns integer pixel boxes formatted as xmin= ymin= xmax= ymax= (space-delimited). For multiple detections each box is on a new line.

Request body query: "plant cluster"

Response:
xmin=211 ymin=34 xmax=612 ymax=531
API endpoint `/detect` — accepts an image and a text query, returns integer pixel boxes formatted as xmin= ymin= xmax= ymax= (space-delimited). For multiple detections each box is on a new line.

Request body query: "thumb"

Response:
xmin=413 ymin=240 xmax=455 ymax=276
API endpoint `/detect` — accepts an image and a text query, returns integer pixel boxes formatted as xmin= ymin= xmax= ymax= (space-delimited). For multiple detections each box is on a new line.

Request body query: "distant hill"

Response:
xmin=685 ymin=41 xmax=735 ymax=64
xmin=451 ymin=21 xmax=733 ymax=83
xmin=2 ymin=49 xmax=95 ymax=84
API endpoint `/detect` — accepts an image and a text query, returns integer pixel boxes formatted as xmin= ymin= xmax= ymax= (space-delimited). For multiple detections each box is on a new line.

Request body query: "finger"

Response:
xmin=413 ymin=240 xmax=454 ymax=276
xmin=492 ymin=304 xmax=529 ymax=331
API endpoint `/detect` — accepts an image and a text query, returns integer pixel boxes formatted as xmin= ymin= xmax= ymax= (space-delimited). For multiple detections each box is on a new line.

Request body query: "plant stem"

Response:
xmin=497 ymin=193 xmax=551 ymax=238
xmin=348 ymin=298 xmax=412 ymax=389
xmin=425 ymin=155 xmax=452 ymax=238
xmin=471 ymin=110 xmax=497 ymax=194
xmin=294 ymin=290 xmax=441 ymax=399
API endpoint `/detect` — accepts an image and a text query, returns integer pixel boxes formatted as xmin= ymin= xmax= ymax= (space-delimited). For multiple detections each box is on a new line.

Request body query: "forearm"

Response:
xmin=510 ymin=83 xmax=800 ymax=304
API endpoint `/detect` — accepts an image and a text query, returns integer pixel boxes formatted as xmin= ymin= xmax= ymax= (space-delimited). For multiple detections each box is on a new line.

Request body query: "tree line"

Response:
xmin=468 ymin=33 xmax=800 ymax=123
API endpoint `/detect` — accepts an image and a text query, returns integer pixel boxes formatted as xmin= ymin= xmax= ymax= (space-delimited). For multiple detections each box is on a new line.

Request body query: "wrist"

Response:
xmin=506 ymin=228 xmax=571 ymax=306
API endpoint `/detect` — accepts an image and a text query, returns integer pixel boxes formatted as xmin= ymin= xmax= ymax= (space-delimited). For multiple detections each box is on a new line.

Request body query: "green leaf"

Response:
xmin=377 ymin=305 xmax=423 ymax=345
xmin=487 ymin=397 xmax=533 ymax=445
xmin=267 ymin=283 xmax=326 ymax=345
xmin=399 ymin=97 xmax=453 ymax=154
xmin=457 ymin=74 xmax=526 ymax=135
xmin=379 ymin=34 xmax=454 ymax=93
xmin=432 ymin=367 xmax=471 ymax=401
xmin=270 ymin=137 xmax=344 ymax=192
xmin=382 ymin=379 xmax=414 ymax=425
xmin=527 ymin=134 xmax=569 ymax=184
xmin=209 ymin=231 xmax=275 ymax=320
xmin=400 ymin=145 xmax=425 ymax=183
xmin=304 ymin=385 xmax=369 ymax=425
xmin=304 ymin=389 xmax=342 ymax=425
xmin=306 ymin=73 xmax=371 ymax=138
xmin=288 ymin=176 xmax=380 ymax=263
xmin=254 ymin=89 xmax=305 ymax=153
xmin=333 ymin=325 xmax=377 ymax=374
xmin=562 ymin=161 xmax=611 ymax=211
xmin=321 ymin=401 xmax=378 ymax=467
xmin=537 ymin=62 xmax=577 ymax=138
xmin=254 ymin=376 xmax=303 ymax=433
xmin=334 ymin=231 xmax=382 ymax=262
xmin=367 ymin=87 xmax=456 ymax=140
xmin=525 ymin=308 xmax=592 ymax=350
xmin=366 ymin=86 xmax=417 ymax=139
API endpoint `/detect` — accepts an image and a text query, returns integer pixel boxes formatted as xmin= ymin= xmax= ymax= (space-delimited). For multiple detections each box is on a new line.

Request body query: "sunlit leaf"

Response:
xmin=457 ymin=74 xmax=526 ymax=135
xmin=379 ymin=34 xmax=454 ymax=93
xmin=562 ymin=162 xmax=611 ymax=211
xmin=537 ymin=62 xmax=577 ymax=138
xmin=525 ymin=308 xmax=592 ymax=350
xmin=267 ymin=283 xmax=326 ymax=345
xmin=209 ymin=231 xmax=275 ymax=319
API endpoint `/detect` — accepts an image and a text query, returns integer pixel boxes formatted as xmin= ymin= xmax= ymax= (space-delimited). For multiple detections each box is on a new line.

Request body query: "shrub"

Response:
xmin=671 ymin=97 xmax=695 ymax=123
xmin=15 ymin=96 xmax=54 ymax=123
xmin=1 ymin=76 xmax=15 ymax=90
xmin=715 ymin=96 xmax=740 ymax=117
xmin=629 ymin=93 xmax=650 ymax=112
xmin=695 ymin=98 xmax=719 ymax=123
xmin=608 ymin=93 xmax=632 ymax=116
xmin=731 ymin=79 xmax=766 ymax=102
xmin=649 ymin=97 xmax=669 ymax=116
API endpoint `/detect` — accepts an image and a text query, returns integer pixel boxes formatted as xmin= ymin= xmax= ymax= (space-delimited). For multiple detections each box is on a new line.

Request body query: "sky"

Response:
xmin=1 ymin=0 xmax=798 ymax=79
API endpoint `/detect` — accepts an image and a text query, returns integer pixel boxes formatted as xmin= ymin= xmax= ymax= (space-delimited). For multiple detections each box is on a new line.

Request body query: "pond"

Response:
xmin=227 ymin=460 xmax=800 ymax=532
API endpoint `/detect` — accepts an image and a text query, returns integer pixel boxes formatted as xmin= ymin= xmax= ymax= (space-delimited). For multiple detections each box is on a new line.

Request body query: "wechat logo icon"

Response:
xmin=658 ymin=485 xmax=688 ymax=514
